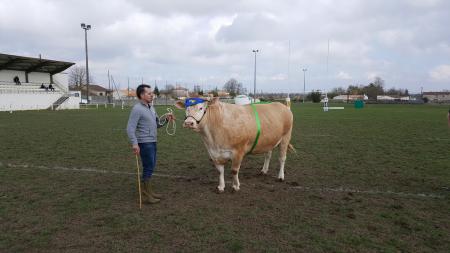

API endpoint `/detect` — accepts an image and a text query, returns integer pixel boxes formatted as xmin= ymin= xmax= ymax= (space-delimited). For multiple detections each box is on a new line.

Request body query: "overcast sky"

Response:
xmin=1 ymin=0 xmax=449 ymax=93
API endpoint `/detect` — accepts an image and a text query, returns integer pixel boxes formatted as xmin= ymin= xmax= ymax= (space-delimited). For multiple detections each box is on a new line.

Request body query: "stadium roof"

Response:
xmin=0 ymin=53 xmax=75 ymax=75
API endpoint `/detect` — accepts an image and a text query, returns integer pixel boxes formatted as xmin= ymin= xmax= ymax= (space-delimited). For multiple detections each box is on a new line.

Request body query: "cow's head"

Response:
xmin=175 ymin=97 xmax=219 ymax=131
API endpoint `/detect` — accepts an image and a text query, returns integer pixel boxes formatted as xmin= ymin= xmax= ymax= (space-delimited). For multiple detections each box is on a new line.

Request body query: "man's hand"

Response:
xmin=132 ymin=144 xmax=140 ymax=154
xmin=167 ymin=113 xmax=176 ymax=121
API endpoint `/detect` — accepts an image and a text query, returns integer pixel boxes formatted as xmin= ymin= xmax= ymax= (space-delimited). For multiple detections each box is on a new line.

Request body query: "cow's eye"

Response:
xmin=199 ymin=107 xmax=203 ymax=110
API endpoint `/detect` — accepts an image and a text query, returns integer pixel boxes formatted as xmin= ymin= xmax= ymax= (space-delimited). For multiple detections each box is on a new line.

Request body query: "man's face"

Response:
xmin=140 ymin=87 xmax=154 ymax=104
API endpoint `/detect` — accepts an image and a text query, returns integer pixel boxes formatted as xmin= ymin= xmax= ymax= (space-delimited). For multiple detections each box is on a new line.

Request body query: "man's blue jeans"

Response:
xmin=138 ymin=142 xmax=157 ymax=181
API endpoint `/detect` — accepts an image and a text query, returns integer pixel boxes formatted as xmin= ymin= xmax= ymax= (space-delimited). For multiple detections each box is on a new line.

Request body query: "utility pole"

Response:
xmin=107 ymin=70 xmax=111 ymax=103
xmin=302 ymin=68 xmax=307 ymax=103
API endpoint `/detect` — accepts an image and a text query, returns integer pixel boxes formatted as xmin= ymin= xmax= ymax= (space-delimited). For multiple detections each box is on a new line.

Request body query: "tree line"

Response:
xmin=69 ymin=65 xmax=408 ymax=101
xmin=327 ymin=77 xmax=409 ymax=100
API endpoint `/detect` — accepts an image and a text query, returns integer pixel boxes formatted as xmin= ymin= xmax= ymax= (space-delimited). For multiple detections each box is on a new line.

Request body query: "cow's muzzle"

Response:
xmin=183 ymin=120 xmax=195 ymax=128
xmin=183 ymin=116 xmax=198 ymax=129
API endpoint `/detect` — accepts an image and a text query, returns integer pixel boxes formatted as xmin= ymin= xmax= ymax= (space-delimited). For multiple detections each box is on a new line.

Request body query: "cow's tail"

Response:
xmin=285 ymin=97 xmax=291 ymax=110
xmin=288 ymin=143 xmax=296 ymax=153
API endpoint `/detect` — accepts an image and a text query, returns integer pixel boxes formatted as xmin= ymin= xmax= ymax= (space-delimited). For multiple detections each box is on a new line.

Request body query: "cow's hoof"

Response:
xmin=277 ymin=178 xmax=284 ymax=182
xmin=232 ymin=186 xmax=240 ymax=192
xmin=216 ymin=187 xmax=225 ymax=194
xmin=259 ymin=171 xmax=267 ymax=176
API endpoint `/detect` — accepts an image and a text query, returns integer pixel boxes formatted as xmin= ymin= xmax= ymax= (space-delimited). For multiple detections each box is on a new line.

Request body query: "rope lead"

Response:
xmin=158 ymin=108 xmax=176 ymax=136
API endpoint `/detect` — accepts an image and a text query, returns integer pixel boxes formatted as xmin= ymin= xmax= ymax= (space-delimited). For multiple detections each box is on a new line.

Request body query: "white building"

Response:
xmin=377 ymin=95 xmax=396 ymax=101
xmin=112 ymin=88 xmax=137 ymax=100
xmin=0 ymin=53 xmax=79 ymax=111
xmin=377 ymin=95 xmax=412 ymax=101
xmin=423 ymin=92 xmax=450 ymax=103
xmin=333 ymin=94 xmax=368 ymax=101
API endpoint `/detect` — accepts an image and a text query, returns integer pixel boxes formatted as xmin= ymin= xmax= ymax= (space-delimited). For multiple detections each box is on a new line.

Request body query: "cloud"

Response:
xmin=336 ymin=71 xmax=351 ymax=80
xmin=0 ymin=0 xmax=449 ymax=93
xmin=270 ymin=73 xmax=287 ymax=81
xmin=216 ymin=13 xmax=287 ymax=42
xmin=429 ymin=65 xmax=450 ymax=81
xmin=367 ymin=72 xmax=381 ymax=81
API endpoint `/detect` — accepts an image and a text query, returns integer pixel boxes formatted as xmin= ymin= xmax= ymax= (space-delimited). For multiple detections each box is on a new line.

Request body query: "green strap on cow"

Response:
xmin=248 ymin=103 xmax=261 ymax=154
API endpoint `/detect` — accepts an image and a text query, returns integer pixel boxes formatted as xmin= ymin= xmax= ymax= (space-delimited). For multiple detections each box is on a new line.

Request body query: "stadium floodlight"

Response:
xmin=252 ymin=49 xmax=259 ymax=102
xmin=302 ymin=68 xmax=307 ymax=103
xmin=81 ymin=23 xmax=92 ymax=103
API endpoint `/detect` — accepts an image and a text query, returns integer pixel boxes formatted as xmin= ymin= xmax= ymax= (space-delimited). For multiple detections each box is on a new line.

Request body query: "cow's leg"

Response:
xmin=215 ymin=164 xmax=225 ymax=193
xmin=278 ymin=132 xmax=292 ymax=181
xmin=278 ymin=152 xmax=286 ymax=181
xmin=231 ymin=152 xmax=244 ymax=191
xmin=260 ymin=150 xmax=272 ymax=175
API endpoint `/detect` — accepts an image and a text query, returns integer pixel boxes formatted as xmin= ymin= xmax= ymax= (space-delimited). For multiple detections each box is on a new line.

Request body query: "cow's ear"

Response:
xmin=209 ymin=97 xmax=220 ymax=105
xmin=175 ymin=101 xmax=185 ymax=109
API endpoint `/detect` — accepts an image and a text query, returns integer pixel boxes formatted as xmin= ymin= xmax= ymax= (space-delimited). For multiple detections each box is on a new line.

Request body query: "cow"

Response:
xmin=175 ymin=97 xmax=294 ymax=193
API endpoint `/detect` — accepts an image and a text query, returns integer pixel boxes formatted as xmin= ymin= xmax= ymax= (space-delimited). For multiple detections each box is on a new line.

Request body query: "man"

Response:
xmin=13 ymin=76 xmax=21 ymax=85
xmin=126 ymin=84 xmax=174 ymax=204
xmin=448 ymin=109 xmax=450 ymax=128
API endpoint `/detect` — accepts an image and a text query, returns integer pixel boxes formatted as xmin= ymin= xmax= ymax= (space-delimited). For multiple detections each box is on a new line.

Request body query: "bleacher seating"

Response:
xmin=0 ymin=53 xmax=76 ymax=111
xmin=0 ymin=81 xmax=61 ymax=94
xmin=0 ymin=80 xmax=66 ymax=111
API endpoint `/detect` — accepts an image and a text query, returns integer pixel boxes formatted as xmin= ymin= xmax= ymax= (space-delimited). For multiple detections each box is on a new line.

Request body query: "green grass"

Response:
xmin=0 ymin=103 xmax=449 ymax=252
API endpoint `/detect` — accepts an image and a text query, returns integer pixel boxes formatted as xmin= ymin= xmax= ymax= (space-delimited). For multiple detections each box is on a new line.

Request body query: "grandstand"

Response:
xmin=0 ymin=53 xmax=81 ymax=111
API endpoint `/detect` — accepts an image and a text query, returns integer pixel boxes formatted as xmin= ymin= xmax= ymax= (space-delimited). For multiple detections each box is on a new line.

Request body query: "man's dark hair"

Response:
xmin=136 ymin=84 xmax=151 ymax=99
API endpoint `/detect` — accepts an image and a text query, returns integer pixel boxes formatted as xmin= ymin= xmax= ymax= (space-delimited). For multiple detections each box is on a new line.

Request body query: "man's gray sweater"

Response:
xmin=126 ymin=102 xmax=163 ymax=145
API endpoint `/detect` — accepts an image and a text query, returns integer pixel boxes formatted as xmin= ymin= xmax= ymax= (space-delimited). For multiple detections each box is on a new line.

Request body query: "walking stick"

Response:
xmin=135 ymin=154 xmax=142 ymax=209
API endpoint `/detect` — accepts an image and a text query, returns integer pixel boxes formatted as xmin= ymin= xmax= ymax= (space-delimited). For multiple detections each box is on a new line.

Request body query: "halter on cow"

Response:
xmin=183 ymin=97 xmax=208 ymax=124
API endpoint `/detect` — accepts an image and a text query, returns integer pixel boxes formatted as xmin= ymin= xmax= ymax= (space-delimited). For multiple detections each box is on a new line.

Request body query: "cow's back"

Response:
xmin=249 ymin=102 xmax=293 ymax=153
xmin=206 ymin=102 xmax=293 ymax=154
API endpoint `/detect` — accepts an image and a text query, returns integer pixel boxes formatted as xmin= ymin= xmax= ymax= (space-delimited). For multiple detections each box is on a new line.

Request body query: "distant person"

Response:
xmin=48 ymin=84 xmax=55 ymax=91
xmin=40 ymin=83 xmax=49 ymax=91
xmin=448 ymin=109 xmax=450 ymax=128
xmin=13 ymin=76 xmax=21 ymax=85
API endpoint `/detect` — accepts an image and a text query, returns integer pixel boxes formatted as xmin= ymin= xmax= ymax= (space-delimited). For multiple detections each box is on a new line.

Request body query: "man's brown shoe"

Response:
xmin=142 ymin=180 xmax=160 ymax=204
xmin=148 ymin=183 xmax=163 ymax=199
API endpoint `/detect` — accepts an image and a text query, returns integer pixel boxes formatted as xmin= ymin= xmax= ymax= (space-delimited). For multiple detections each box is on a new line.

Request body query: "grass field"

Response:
xmin=1 ymin=103 xmax=449 ymax=252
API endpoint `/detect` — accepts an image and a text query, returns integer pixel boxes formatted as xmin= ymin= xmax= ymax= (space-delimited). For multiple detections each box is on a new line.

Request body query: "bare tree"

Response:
xmin=362 ymin=77 xmax=385 ymax=99
xmin=69 ymin=66 xmax=94 ymax=86
xmin=328 ymin=87 xmax=347 ymax=98
xmin=223 ymin=78 xmax=243 ymax=97
xmin=347 ymin=85 xmax=363 ymax=95
xmin=386 ymin=87 xmax=409 ymax=96
xmin=373 ymin=76 xmax=385 ymax=87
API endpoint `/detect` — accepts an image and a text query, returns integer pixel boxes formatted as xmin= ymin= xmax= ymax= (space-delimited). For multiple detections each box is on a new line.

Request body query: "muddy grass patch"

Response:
xmin=1 ymin=164 xmax=449 ymax=252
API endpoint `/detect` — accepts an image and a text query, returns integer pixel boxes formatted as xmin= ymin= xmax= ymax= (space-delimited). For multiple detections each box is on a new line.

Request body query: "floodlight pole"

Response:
xmin=302 ymin=68 xmax=307 ymax=103
xmin=81 ymin=23 xmax=92 ymax=104
xmin=252 ymin=49 xmax=259 ymax=102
